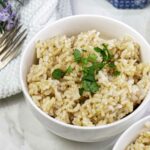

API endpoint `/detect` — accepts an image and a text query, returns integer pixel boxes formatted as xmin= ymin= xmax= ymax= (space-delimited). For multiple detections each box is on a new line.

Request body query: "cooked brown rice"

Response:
xmin=126 ymin=122 xmax=150 ymax=150
xmin=27 ymin=30 xmax=150 ymax=126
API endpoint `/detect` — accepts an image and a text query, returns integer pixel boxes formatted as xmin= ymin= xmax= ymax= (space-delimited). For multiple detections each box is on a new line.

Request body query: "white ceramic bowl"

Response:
xmin=20 ymin=15 xmax=150 ymax=142
xmin=113 ymin=115 xmax=150 ymax=150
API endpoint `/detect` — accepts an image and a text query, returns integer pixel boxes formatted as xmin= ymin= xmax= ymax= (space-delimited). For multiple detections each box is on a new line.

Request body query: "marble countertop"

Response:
xmin=1 ymin=0 xmax=150 ymax=150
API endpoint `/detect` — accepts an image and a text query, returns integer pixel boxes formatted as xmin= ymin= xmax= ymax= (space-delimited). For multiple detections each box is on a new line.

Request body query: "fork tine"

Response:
xmin=0 ymin=25 xmax=22 ymax=53
xmin=0 ymin=33 xmax=27 ymax=70
xmin=0 ymin=31 xmax=13 ymax=52
xmin=4 ymin=25 xmax=22 ymax=44
xmin=3 ymin=32 xmax=27 ymax=61
xmin=0 ymin=24 xmax=19 ymax=44
xmin=0 ymin=29 xmax=27 ymax=61
xmin=0 ymin=47 xmax=19 ymax=70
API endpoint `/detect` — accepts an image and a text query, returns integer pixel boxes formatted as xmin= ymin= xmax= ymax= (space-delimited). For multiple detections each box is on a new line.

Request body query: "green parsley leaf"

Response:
xmin=90 ymin=82 xmax=100 ymax=93
xmin=83 ymin=66 xmax=94 ymax=74
xmin=73 ymin=46 xmax=121 ymax=95
xmin=94 ymin=47 xmax=108 ymax=62
xmin=102 ymin=43 xmax=108 ymax=49
xmin=82 ymin=80 xmax=92 ymax=92
xmin=94 ymin=44 xmax=113 ymax=62
xmin=82 ymin=65 xmax=96 ymax=81
xmin=73 ymin=49 xmax=82 ymax=63
xmin=81 ymin=57 xmax=88 ymax=65
xmin=94 ymin=62 xmax=106 ymax=70
xmin=65 ymin=66 xmax=73 ymax=74
xmin=103 ymin=44 xmax=112 ymax=61
xmin=52 ymin=69 xmax=65 ymax=79
xmin=82 ymin=73 xmax=95 ymax=82
xmin=79 ymin=88 xmax=84 ymax=95
xmin=88 ymin=54 xmax=97 ymax=62
xmin=113 ymin=70 xmax=121 ymax=76
xmin=82 ymin=80 xmax=99 ymax=94
xmin=108 ymin=62 xmax=116 ymax=68
xmin=94 ymin=47 xmax=102 ymax=53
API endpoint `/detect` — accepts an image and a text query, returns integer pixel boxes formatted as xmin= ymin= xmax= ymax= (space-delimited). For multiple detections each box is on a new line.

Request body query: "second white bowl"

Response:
xmin=113 ymin=115 xmax=150 ymax=150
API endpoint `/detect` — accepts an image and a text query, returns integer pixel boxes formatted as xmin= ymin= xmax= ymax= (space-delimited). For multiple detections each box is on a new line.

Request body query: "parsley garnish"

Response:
xmin=65 ymin=66 xmax=73 ymax=74
xmin=79 ymin=88 xmax=84 ymax=95
xmin=90 ymin=82 xmax=100 ymax=93
xmin=93 ymin=62 xmax=106 ymax=71
xmin=94 ymin=44 xmax=112 ymax=62
xmin=53 ymin=44 xmax=120 ymax=95
xmin=52 ymin=69 xmax=65 ymax=79
xmin=108 ymin=62 xmax=116 ymax=68
xmin=76 ymin=44 xmax=120 ymax=95
xmin=81 ymin=63 xmax=101 ymax=94
xmin=73 ymin=49 xmax=82 ymax=63
xmin=81 ymin=57 xmax=88 ymax=65
xmin=82 ymin=80 xmax=99 ymax=94
xmin=52 ymin=66 xmax=73 ymax=79
xmin=88 ymin=54 xmax=97 ymax=62
xmin=82 ymin=66 xmax=95 ymax=82
xmin=113 ymin=70 xmax=121 ymax=76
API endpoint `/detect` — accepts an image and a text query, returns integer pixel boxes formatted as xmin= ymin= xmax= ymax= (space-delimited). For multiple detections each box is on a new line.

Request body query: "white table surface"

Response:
xmin=1 ymin=0 xmax=150 ymax=150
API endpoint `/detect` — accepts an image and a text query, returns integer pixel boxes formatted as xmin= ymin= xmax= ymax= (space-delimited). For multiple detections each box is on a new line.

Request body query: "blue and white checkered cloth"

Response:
xmin=109 ymin=0 xmax=149 ymax=8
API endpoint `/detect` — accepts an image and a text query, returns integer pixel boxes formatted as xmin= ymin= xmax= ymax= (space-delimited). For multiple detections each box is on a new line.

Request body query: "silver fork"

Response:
xmin=0 ymin=25 xmax=27 ymax=70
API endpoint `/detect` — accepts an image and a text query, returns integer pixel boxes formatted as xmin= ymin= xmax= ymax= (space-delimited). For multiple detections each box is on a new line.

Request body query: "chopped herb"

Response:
xmin=82 ymin=49 xmax=87 ymax=52
xmin=103 ymin=44 xmax=112 ymax=61
xmin=82 ymin=72 xmax=95 ymax=82
xmin=81 ymin=57 xmax=88 ymax=65
xmin=90 ymin=82 xmax=100 ymax=93
xmin=94 ymin=44 xmax=112 ymax=62
xmin=94 ymin=47 xmax=107 ymax=62
xmin=102 ymin=43 xmax=109 ymax=51
xmin=94 ymin=45 xmax=120 ymax=78
xmin=82 ymin=65 xmax=95 ymax=81
xmin=94 ymin=62 xmax=106 ymax=70
xmin=88 ymin=54 xmax=97 ymax=62
xmin=83 ymin=65 xmax=95 ymax=74
xmin=108 ymin=62 xmax=116 ymax=68
xmin=81 ymin=63 xmax=101 ymax=94
xmin=101 ymin=51 xmax=108 ymax=61
xmin=79 ymin=88 xmax=84 ymax=95
xmin=52 ymin=69 xmax=65 ymax=79
xmin=73 ymin=49 xmax=82 ymax=63
xmin=94 ymin=47 xmax=101 ymax=53
xmin=82 ymin=80 xmax=99 ymax=94
xmin=52 ymin=66 xmax=73 ymax=80
xmin=66 ymin=66 xmax=73 ymax=74
xmin=82 ymin=80 xmax=91 ymax=92
xmin=72 ymin=45 xmax=121 ymax=95
xmin=113 ymin=70 xmax=121 ymax=76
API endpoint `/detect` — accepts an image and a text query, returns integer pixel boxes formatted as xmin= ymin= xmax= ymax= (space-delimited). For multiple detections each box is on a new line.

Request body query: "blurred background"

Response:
xmin=72 ymin=0 xmax=150 ymax=43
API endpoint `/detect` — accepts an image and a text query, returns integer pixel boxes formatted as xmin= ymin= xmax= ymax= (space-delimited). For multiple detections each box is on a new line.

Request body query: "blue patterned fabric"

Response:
xmin=109 ymin=0 xmax=148 ymax=8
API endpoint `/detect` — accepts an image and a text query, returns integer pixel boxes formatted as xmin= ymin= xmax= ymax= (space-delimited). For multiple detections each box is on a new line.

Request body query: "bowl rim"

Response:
xmin=20 ymin=14 xmax=150 ymax=130
xmin=113 ymin=115 xmax=150 ymax=150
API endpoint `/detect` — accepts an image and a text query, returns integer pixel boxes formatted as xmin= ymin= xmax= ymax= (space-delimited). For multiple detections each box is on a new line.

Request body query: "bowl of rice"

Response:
xmin=20 ymin=15 xmax=150 ymax=142
xmin=113 ymin=115 xmax=150 ymax=150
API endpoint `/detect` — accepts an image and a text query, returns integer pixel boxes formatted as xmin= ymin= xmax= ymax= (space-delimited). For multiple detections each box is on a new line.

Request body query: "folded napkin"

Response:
xmin=0 ymin=0 xmax=72 ymax=99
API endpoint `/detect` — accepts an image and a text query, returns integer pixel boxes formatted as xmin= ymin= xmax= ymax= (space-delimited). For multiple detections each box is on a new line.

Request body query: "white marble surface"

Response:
xmin=1 ymin=0 xmax=150 ymax=149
